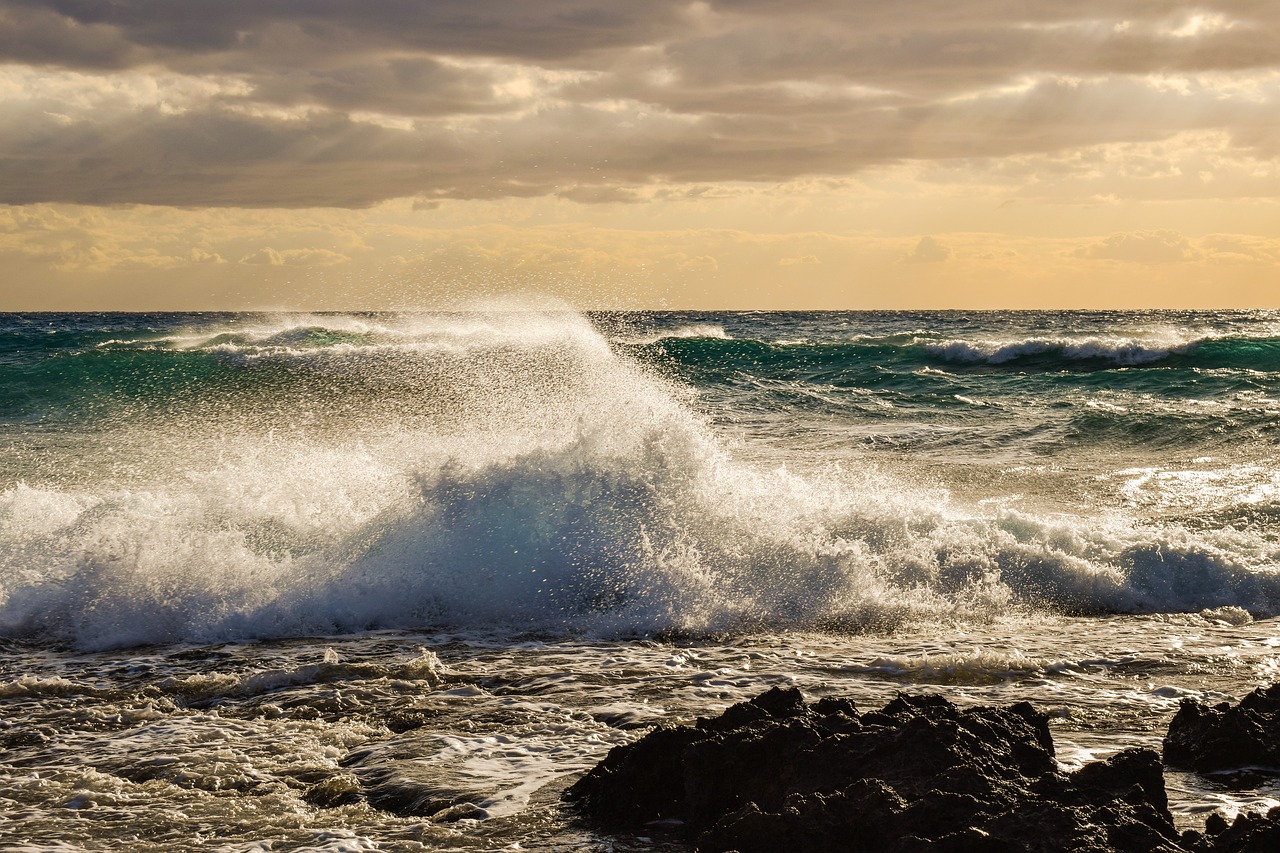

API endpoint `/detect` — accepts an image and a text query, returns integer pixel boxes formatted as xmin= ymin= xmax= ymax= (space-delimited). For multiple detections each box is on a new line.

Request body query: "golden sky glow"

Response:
xmin=2 ymin=1 xmax=1279 ymax=309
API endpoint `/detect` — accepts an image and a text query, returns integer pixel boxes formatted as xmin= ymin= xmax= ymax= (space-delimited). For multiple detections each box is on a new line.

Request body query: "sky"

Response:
xmin=2 ymin=1 xmax=1279 ymax=310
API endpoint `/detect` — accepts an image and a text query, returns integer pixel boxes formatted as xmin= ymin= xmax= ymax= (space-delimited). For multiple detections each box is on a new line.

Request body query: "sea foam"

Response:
xmin=612 ymin=322 xmax=731 ymax=346
xmin=2 ymin=305 xmax=1279 ymax=649
xmin=921 ymin=332 xmax=1208 ymax=366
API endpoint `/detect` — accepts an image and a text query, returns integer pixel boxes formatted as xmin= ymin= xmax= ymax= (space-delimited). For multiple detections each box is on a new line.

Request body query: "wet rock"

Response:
xmin=1163 ymin=685 xmax=1280 ymax=774
xmin=567 ymin=687 xmax=1192 ymax=852
xmin=1187 ymin=807 xmax=1280 ymax=853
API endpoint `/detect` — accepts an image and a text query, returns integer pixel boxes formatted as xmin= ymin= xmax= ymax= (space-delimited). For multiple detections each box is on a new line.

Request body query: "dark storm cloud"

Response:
xmin=242 ymin=58 xmax=514 ymax=118
xmin=2 ymin=0 xmax=691 ymax=64
xmin=1 ymin=0 xmax=1278 ymax=206
xmin=0 ymin=3 xmax=140 ymax=68
xmin=11 ymin=1 xmax=1280 ymax=80
xmin=655 ymin=16 xmax=1280 ymax=96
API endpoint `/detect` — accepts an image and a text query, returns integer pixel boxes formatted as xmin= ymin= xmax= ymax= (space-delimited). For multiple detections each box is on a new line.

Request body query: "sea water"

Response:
xmin=1 ymin=306 xmax=1279 ymax=850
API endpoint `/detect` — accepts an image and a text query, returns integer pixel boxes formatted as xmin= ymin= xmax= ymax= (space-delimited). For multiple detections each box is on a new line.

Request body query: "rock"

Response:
xmin=566 ymin=688 xmax=1193 ymax=852
xmin=1189 ymin=807 xmax=1280 ymax=853
xmin=1163 ymin=685 xmax=1280 ymax=774
xmin=568 ymin=722 xmax=710 ymax=828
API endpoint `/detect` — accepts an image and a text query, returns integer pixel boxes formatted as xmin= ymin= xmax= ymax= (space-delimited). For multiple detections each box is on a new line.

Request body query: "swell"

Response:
xmin=630 ymin=334 xmax=1280 ymax=455
xmin=6 ymin=323 xmax=1280 ymax=422
xmin=634 ymin=332 xmax=1280 ymax=374
xmin=923 ymin=334 xmax=1280 ymax=371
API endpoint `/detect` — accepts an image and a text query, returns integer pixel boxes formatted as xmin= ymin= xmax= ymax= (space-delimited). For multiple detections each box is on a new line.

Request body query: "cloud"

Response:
xmin=906 ymin=235 xmax=951 ymax=263
xmin=238 ymin=246 xmax=349 ymax=266
xmin=0 ymin=2 xmax=1278 ymax=208
xmin=1199 ymin=234 xmax=1280 ymax=263
xmin=1073 ymin=230 xmax=1198 ymax=263
xmin=0 ymin=3 xmax=140 ymax=68
xmin=238 ymin=247 xmax=285 ymax=265
xmin=189 ymin=248 xmax=226 ymax=264
xmin=672 ymin=253 xmax=718 ymax=272
xmin=0 ymin=1 xmax=692 ymax=65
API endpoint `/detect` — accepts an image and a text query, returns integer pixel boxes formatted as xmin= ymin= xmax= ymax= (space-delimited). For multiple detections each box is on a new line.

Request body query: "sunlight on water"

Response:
xmin=2 ymin=306 xmax=1280 ymax=849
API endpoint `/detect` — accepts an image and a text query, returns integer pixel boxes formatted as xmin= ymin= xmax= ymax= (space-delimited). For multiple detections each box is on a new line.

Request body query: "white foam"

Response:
xmin=614 ymin=323 xmax=731 ymax=345
xmin=160 ymin=649 xmax=446 ymax=702
xmin=846 ymin=649 xmax=1079 ymax=684
xmin=921 ymin=330 xmax=1210 ymax=365
xmin=4 ymin=304 xmax=1280 ymax=649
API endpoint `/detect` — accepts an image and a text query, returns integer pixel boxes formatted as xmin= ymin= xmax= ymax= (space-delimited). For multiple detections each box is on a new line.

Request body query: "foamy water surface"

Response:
xmin=2 ymin=306 xmax=1280 ymax=849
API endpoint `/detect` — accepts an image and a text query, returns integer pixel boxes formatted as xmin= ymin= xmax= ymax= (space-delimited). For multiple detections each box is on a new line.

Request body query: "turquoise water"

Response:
xmin=1 ymin=307 xmax=1279 ymax=849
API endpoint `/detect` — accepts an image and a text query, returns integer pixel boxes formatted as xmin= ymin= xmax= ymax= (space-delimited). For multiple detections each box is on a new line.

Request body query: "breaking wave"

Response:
xmin=920 ymin=333 xmax=1207 ymax=366
xmin=3 ymin=305 xmax=1280 ymax=649
xmin=611 ymin=323 xmax=731 ymax=346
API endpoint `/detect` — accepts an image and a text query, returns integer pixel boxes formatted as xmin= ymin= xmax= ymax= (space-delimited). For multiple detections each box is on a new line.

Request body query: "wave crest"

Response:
xmin=921 ymin=333 xmax=1206 ymax=366
xmin=613 ymin=323 xmax=731 ymax=345
xmin=3 ymin=307 xmax=1280 ymax=649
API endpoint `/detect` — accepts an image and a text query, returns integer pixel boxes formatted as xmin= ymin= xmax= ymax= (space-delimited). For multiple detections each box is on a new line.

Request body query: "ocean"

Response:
xmin=1 ymin=307 xmax=1279 ymax=850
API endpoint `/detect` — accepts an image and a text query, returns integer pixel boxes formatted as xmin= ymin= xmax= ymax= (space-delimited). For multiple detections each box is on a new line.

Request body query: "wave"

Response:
xmin=622 ymin=325 xmax=1280 ymax=375
xmin=920 ymin=332 xmax=1280 ymax=371
xmin=3 ymin=306 xmax=1280 ymax=649
xmin=612 ymin=323 xmax=731 ymax=346
xmin=921 ymin=333 xmax=1204 ymax=366
xmin=843 ymin=649 xmax=1084 ymax=685
xmin=159 ymin=648 xmax=447 ymax=703
xmin=12 ymin=320 xmax=1280 ymax=424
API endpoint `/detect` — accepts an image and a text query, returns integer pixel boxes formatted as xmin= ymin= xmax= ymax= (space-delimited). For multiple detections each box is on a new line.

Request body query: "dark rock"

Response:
xmin=567 ymin=689 xmax=1192 ymax=852
xmin=1070 ymin=748 xmax=1167 ymax=806
xmin=1163 ymin=685 xmax=1280 ymax=774
xmin=568 ymin=723 xmax=711 ymax=828
xmin=1195 ymin=807 xmax=1280 ymax=853
xmin=695 ymin=685 xmax=810 ymax=733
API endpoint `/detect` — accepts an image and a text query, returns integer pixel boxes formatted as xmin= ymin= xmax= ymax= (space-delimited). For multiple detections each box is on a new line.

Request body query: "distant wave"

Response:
xmin=39 ymin=326 xmax=1280 ymax=423
xmin=613 ymin=323 xmax=731 ymax=345
xmin=916 ymin=332 xmax=1280 ymax=372
xmin=921 ymin=334 xmax=1206 ymax=366
xmin=625 ymin=329 xmax=1280 ymax=377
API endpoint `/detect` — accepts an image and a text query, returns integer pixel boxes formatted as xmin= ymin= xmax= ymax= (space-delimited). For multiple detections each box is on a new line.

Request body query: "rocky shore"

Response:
xmin=567 ymin=686 xmax=1280 ymax=852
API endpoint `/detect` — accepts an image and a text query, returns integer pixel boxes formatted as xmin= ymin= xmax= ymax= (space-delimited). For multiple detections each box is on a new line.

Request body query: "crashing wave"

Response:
xmin=3 ymin=305 xmax=1280 ymax=649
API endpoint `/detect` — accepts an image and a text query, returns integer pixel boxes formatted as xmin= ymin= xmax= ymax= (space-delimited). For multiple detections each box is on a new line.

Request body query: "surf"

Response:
xmin=2 ymin=305 xmax=1279 ymax=650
